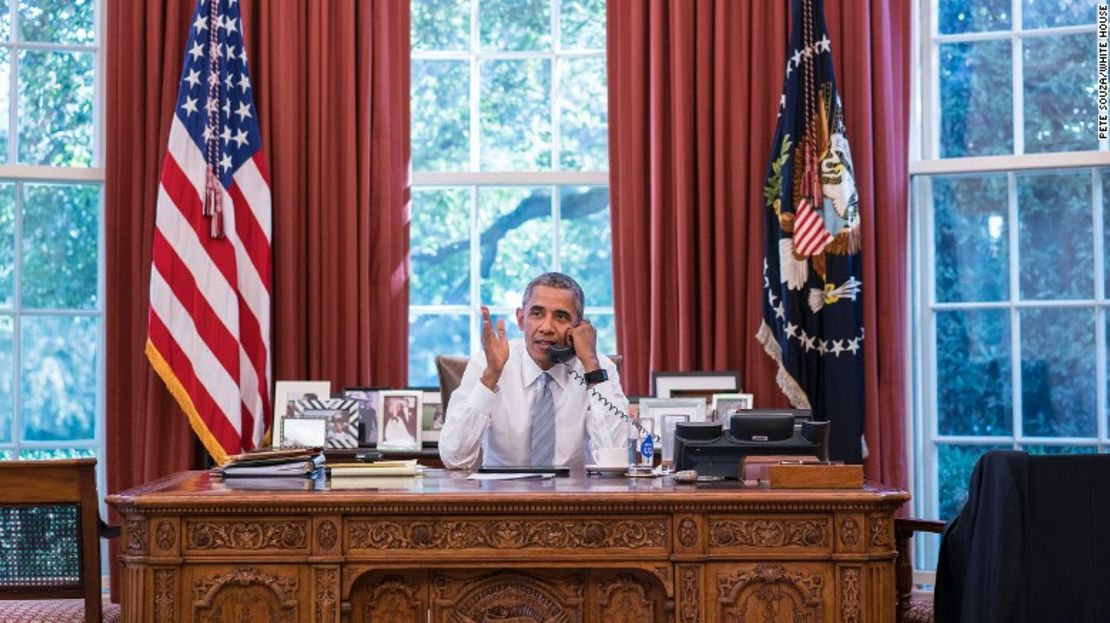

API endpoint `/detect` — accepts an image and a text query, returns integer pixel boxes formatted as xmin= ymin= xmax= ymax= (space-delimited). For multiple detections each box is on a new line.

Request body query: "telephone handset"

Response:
xmin=548 ymin=343 xmax=576 ymax=365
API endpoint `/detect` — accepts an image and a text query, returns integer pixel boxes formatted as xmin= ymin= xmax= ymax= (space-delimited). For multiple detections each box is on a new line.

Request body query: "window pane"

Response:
xmin=937 ymin=0 xmax=1011 ymax=34
xmin=559 ymin=186 xmax=612 ymax=306
xmin=1022 ymin=0 xmax=1096 ymax=29
xmin=933 ymin=174 xmax=1009 ymax=303
xmin=1017 ymin=170 xmax=1092 ymax=300
xmin=20 ymin=315 xmax=97 ymax=442
xmin=411 ymin=188 xmax=471 ymax=305
xmin=1021 ymin=445 xmax=1098 ymax=455
xmin=591 ymin=312 xmax=616 ymax=357
xmin=0 ymin=183 xmax=14 ymax=306
xmin=409 ymin=313 xmax=470 ymax=387
xmin=479 ymin=0 xmax=550 ymax=51
xmin=559 ymin=57 xmax=608 ymax=171
xmin=1023 ymin=35 xmax=1098 ymax=154
xmin=936 ymin=310 xmax=1012 ymax=435
xmin=411 ymin=0 xmax=470 ymax=51
xmin=17 ymin=447 xmax=96 ymax=460
xmin=560 ymin=0 xmax=605 ymax=50
xmin=0 ymin=48 xmax=9 ymax=162
xmin=937 ymin=444 xmax=1009 ymax=520
xmin=19 ymin=0 xmax=95 ymax=44
xmin=1020 ymin=308 xmax=1096 ymax=437
xmin=18 ymin=50 xmax=94 ymax=167
xmin=0 ymin=315 xmax=11 ymax=443
xmin=0 ymin=0 xmax=9 ymax=40
xmin=1104 ymin=170 xmax=1110 ymax=297
xmin=21 ymin=183 xmax=100 ymax=310
xmin=939 ymin=41 xmax=1012 ymax=158
xmin=477 ymin=187 xmax=552 ymax=306
xmin=412 ymin=60 xmax=470 ymax=172
xmin=480 ymin=59 xmax=551 ymax=170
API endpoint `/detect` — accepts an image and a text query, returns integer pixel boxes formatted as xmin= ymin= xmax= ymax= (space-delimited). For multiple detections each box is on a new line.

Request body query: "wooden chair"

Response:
xmin=0 ymin=458 xmax=120 ymax=623
xmin=894 ymin=518 xmax=945 ymax=623
xmin=435 ymin=354 xmax=625 ymax=409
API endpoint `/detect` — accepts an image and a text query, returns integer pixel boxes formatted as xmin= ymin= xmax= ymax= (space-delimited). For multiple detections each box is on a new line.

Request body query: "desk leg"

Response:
xmin=676 ymin=565 xmax=702 ymax=623
xmin=313 ymin=566 xmax=340 ymax=623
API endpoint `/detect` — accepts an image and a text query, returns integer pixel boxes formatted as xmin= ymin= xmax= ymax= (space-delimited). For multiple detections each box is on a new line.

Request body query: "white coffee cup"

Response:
xmin=594 ymin=446 xmax=628 ymax=467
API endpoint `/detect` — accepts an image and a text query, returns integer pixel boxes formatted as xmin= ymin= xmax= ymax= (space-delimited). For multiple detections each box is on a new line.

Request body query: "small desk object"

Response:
xmin=107 ymin=470 xmax=907 ymax=622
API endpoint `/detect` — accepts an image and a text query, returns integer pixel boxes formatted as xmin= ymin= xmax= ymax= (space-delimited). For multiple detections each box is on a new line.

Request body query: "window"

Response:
xmin=409 ymin=0 xmax=613 ymax=387
xmin=0 ymin=0 xmax=103 ymax=463
xmin=912 ymin=0 xmax=1105 ymax=567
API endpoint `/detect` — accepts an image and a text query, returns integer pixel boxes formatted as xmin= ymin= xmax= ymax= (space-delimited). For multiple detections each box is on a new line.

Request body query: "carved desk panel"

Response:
xmin=108 ymin=470 xmax=907 ymax=623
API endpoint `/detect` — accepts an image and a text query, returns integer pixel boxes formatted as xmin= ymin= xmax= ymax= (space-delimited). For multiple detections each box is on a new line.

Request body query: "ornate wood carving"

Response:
xmin=598 ymin=574 xmax=655 ymax=622
xmin=192 ymin=567 xmax=299 ymax=623
xmin=678 ymin=517 xmax=699 ymax=547
xmin=432 ymin=571 xmax=583 ymax=622
xmin=348 ymin=518 xmax=667 ymax=551
xmin=317 ymin=520 xmax=338 ymax=550
xmin=187 ymin=520 xmax=307 ymax=551
xmin=156 ymin=522 xmax=176 ymax=551
xmin=717 ymin=565 xmax=825 ymax=622
xmin=353 ymin=575 xmax=423 ymax=623
xmin=125 ymin=519 xmax=147 ymax=555
xmin=840 ymin=517 xmax=860 ymax=548
xmin=154 ymin=569 xmax=175 ymax=623
xmin=680 ymin=567 xmax=700 ymax=623
xmin=708 ymin=519 xmax=829 ymax=548
xmin=870 ymin=518 xmax=891 ymax=547
xmin=315 ymin=568 xmax=338 ymax=623
xmin=841 ymin=567 xmax=861 ymax=623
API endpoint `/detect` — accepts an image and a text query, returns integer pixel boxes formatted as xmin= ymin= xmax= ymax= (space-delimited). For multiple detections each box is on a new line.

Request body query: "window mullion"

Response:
xmin=1007 ymin=171 xmax=1023 ymax=444
xmin=1093 ymin=169 xmax=1107 ymax=447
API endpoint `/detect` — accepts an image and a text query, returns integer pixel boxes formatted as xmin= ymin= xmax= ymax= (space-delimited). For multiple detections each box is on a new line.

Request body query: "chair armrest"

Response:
xmin=895 ymin=518 xmax=945 ymax=622
xmin=99 ymin=519 xmax=121 ymax=540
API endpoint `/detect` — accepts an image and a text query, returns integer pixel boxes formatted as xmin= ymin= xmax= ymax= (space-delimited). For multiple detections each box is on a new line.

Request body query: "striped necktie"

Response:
xmin=530 ymin=372 xmax=556 ymax=466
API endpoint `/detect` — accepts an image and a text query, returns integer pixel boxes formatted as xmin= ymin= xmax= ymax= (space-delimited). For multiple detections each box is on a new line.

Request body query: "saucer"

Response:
xmin=585 ymin=464 xmax=627 ymax=475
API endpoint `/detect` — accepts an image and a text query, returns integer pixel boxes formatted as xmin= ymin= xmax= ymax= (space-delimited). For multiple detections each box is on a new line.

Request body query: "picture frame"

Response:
xmin=414 ymin=388 xmax=444 ymax=443
xmin=651 ymin=371 xmax=740 ymax=398
xmin=638 ymin=397 xmax=708 ymax=430
xmin=710 ymin=393 xmax=755 ymax=422
xmin=291 ymin=396 xmax=361 ymax=448
xmin=273 ymin=380 xmax=331 ymax=447
xmin=343 ymin=386 xmax=386 ymax=446
xmin=279 ymin=417 xmax=327 ymax=449
xmin=378 ymin=390 xmax=423 ymax=450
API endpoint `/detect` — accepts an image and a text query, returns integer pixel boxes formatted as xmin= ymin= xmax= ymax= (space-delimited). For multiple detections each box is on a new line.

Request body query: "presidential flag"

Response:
xmin=756 ymin=0 xmax=864 ymax=462
xmin=146 ymin=0 xmax=272 ymax=464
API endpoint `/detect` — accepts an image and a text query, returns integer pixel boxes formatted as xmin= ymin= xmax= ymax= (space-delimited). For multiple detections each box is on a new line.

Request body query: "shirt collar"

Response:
xmin=520 ymin=348 xmax=567 ymax=389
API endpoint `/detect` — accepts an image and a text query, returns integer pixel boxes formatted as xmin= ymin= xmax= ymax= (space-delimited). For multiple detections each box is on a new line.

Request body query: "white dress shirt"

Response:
xmin=438 ymin=339 xmax=629 ymax=470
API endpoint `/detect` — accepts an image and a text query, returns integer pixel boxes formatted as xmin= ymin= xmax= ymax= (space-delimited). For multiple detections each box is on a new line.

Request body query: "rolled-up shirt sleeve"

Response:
xmin=438 ymin=353 xmax=496 ymax=469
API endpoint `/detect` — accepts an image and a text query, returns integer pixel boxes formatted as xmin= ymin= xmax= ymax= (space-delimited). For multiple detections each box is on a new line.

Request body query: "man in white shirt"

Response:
xmin=438 ymin=273 xmax=629 ymax=470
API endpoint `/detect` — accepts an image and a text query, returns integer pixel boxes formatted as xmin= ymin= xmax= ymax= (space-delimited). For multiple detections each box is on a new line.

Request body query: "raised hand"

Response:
xmin=480 ymin=306 xmax=510 ymax=390
xmin=566 ymin=318 xmax=600 ymax=372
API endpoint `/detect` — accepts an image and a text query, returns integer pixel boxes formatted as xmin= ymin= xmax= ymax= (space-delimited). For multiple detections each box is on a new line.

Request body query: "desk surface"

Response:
xmin=109 ymin=469 xmax=907 ymax=511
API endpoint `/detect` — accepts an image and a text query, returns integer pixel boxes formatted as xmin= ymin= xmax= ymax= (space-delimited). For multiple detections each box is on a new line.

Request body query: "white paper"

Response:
xmin=466 ymin=472 xmax=556 ymax=480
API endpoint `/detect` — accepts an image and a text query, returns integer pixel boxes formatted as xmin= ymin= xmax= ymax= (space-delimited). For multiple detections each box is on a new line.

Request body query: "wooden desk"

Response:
xmin=107 ymin=470 xmax=908 ymax=623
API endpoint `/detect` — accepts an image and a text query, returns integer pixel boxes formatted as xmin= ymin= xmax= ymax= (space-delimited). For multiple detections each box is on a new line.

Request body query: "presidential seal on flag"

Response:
xmin=757 ymin=0 xmax=864 ymax=463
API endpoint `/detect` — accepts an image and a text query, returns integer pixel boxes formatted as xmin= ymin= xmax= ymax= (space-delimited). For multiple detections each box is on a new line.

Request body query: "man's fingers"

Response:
xmin=496 ymin=318 xmax=506 ymax=340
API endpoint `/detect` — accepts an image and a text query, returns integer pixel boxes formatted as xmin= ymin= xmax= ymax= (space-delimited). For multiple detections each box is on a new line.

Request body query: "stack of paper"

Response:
xmin=329 ymin=459 xmax=421 ymax=477
xmin=218 ymin=448 xmax=325 ymax=478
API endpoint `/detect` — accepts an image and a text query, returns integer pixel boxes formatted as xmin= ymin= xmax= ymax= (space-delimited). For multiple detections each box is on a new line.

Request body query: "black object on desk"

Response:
xmin=478 ymin=465 xmax=571 ymax=477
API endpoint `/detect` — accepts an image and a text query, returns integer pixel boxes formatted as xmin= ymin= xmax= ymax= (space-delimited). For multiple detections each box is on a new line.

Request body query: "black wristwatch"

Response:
xmin=583 ymin=368 xmax=608 ymax=385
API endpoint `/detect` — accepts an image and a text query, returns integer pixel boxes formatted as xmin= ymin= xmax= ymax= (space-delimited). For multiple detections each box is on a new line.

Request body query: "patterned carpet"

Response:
xmin=0 ymin=599 xmax=120 ymax=623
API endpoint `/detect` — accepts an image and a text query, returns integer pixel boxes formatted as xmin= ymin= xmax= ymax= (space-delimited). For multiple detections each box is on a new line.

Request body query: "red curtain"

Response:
xmin=607 ymin=0 xmax=908 ymax=487
xmin=105 ymin=0 xmax=409 ymax=593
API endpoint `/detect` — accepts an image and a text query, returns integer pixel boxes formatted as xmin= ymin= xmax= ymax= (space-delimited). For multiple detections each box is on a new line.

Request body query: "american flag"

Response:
xmin=145 ymin=0 xmax=272 ymax=464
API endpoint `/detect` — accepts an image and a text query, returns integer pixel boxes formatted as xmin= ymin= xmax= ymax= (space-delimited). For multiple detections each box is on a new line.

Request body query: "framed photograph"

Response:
xmin=638 ymin=397 xmax=708 ymax=430
xmin=273 ymin=380 xmax=331 ymax=447
xmin=344 ymin=387 xmax=385 ymax=446
xmin=291 ymin=397 xmax=361 ymax=448
xmin=710 ymin=393 xmax=755 ymax=422
xmin=279 ymin=417 xmax=327 ymax=449
xmin=651 ymin=371 xmax=740 ymax=398
xmin=378 ymin=390 xmax=423 ymax=450
xmin=415 ymin=388 xmax=444 ymax=442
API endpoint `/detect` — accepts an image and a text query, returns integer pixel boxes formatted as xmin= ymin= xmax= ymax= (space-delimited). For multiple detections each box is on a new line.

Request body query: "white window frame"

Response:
xmin=410 ymin=0 xmax=612 ymax=380
xmin=0 ymin=0 xmax=106 ymax=497
xmin=910 ymin=0 xmax=1108 ymax=576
